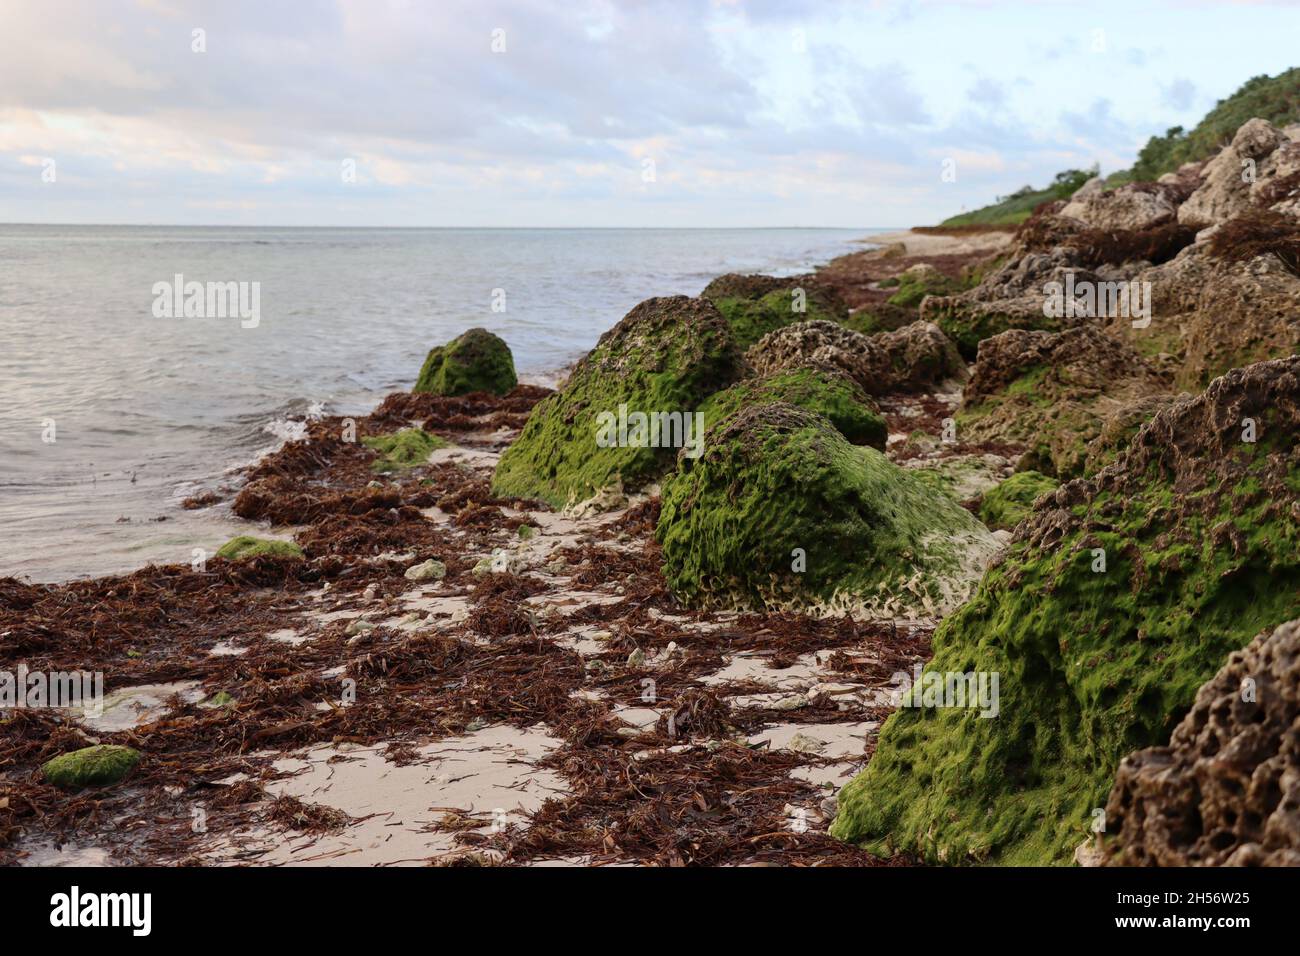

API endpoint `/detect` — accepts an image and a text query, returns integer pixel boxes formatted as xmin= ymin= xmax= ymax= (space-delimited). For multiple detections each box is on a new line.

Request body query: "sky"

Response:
xmin=1 ymin=0 xmax=1298 ymax=228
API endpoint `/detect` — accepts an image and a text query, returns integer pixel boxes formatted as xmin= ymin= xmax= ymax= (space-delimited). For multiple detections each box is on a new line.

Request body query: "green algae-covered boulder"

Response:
xmin=701 ymin=273 xmax=847 ymax=350
xmin=492 ymin=295 xmax=742 ymax=508
xmin=700 ymin=366 xmax=887 ymax=449
xmin=977 ymin=470 xmax=1059 ymax=530
xmin=362 ymin=427 xmax=449 ymax=472
xmin=657 ymin=403 xmax=998 ymax=617
xmin=831 ymin=357 xmax=1300 ymax=864
xmin=42 ymin=744 xmax=141 ymax=788
xmin=957 ymin=327 xmax=1169 ymax=478
xmin=215 ymin=535 xmax=305 ymax=561
xmin=414 ymin=328 xmax=517 ymax=397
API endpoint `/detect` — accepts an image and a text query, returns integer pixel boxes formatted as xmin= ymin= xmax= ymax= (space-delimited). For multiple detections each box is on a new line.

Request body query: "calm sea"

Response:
xmin=0 ymin=225 xmax=871 ymax=582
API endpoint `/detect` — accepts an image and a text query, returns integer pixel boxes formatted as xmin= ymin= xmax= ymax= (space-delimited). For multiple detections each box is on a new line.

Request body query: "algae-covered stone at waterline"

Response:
xmin=414 ymin=327 xmax=517 ymax=397
xmin=42 ymin=744 xmax=141 ymax=788
xmin=656 ymin=402 xmax=998 ymax=617
xmin=215 ymin=535 xmax=305 ymax=561
xmin=831 ymin=357 xmax=1300 ymax=865
xmin=492 ymin=295 xmax=743 ymax=508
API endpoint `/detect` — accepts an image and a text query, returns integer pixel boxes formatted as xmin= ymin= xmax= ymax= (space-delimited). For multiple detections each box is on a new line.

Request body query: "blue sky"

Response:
xmin=1 ymin=0 xmax=1298 ymax=227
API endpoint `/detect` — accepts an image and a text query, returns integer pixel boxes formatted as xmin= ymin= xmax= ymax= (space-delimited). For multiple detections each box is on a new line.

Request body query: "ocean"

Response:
xmin=0 ymin=225 xmax=871 ymax=582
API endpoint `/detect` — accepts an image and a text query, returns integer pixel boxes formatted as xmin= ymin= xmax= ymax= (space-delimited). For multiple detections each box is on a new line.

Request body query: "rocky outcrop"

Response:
xmin=1178 ymin=118 xmax=1294 ymax=228
xmin=831 ymin=357 xmax=1300 ymax=864
xmin=747 ymin=320 xmax=965 ymax=395
xmin=920 ymin=248 xmax=1096 ymax=359
xmin=957 ymin=327 xmax=1170 ymax=477
xmin=656 ymin=403 xmax=997 ymax=618
xmin=1106 ymin=241 xmax=1300 ymax=389
xmin=1100 ymin=617 xmax=1300 ymax=866
xmin=492 ymin=296 xmax=742 ymax=508
xmin=415 ymin=328 xmax=517 ymax=397
xmin=1060 ymin=182 xmax=1182 ymax=232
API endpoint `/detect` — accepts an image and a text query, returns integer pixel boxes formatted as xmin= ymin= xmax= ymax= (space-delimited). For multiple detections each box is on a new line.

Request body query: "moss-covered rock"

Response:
xmin=656 ymin=403 xmax=998 ymax=618
xmin=977 ymin=470 xmax=1058 ymax=530
xmin=215 ymin=535 xmax=305 ymax=561
xmin=702 ymin=274 xmax=847 ymax=350
xmin=492 ymin=296 xmax=742 ymax=508
xmin=956 ymin=327 xmax=1169 ymax=478
xmin=831 ymin=357 xmax=1300 ymax=864
xmin=885 ymin=263 xmax=965 ymax=308
xmin=1099 ymin=616 xmax=1300 ymax=866
xmin=700 ymin=366 xmax=886 ymax=449
xmin=362 ymin=428 xmax=449 ymax=473
xmin=42 ymin=744 xmax=141 ymax=788
xmin=923 ymin=296 xmax=1063 ymax=361
xmin=919 ymin=250 xmax=1094 ymax=360
xmin=1082 ymin=394 xmax=1181 ymax=476
xmin=414 ymin=327 xmax=517 ymax=397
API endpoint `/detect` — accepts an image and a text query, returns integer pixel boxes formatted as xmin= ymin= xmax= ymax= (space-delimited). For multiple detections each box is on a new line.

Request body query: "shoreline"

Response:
xmin=4 ymin=233 xmax=987 ymax=867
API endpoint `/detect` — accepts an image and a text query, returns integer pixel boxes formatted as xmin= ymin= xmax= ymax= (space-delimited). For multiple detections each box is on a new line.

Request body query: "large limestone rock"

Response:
xmin=656 ymin=403 xmax=997 ymax=618
xmin=1178 ymin=118 xmax=1294 ymax=228
xmin=746 ymin=320 xmax=965 ymax=395
xmin=957 ymin=327 xmax=1170 ymax=477
xmin=920 ymin=249 xmax=1095 ymax=359
xmin=831 ymin=357 xmax=1300 ymax=864
xmin=1060 ymin=182 xmax=1181 ymax=232
xmin=1098 ymin=617 xmax=1300 ymax=866
xmin=1106 ymin=241 xmax=1300 ymax=389
xmin=492 ymin=296 xmax=742 ymax=508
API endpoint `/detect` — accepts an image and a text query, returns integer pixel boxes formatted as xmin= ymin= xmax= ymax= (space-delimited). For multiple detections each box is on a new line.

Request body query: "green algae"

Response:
xmin=656 ymin=403 xmax=996 ymax=616
xmin=929 ymin=303 xmax=1060 ymax=361
xmin=414 ymin=327 xmax=517 ymax=397
xmin=215 ymin=535 xmax=305 ymax=561
xmin=977 ymin=470 xmax=1059 ymax=530
xmin=831 ymin=379 xmax=1300 ymax=864
xmin=699 ymin=366 xmax=887 ymax=449
xmin=492 ymin=296 xmax=742 ymax=508
xmin=886 ymin=270 xmax=964 ymax=308
xmin=705 ymin=284 xmax=845 ymax=351
xmin=362 ymin=428 xmax=449 ymax=473
xmin=42 ymin=745 xmax=141 ymax=788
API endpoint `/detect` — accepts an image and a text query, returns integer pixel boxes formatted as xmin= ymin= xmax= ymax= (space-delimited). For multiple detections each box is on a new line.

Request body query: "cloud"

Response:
xmin=1 ymin=0 xmax=1297 ymax=226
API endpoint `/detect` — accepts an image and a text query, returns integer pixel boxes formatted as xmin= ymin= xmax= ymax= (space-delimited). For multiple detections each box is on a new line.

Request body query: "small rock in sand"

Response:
xmin=405 ymin=559 xmax=447 ymax=582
